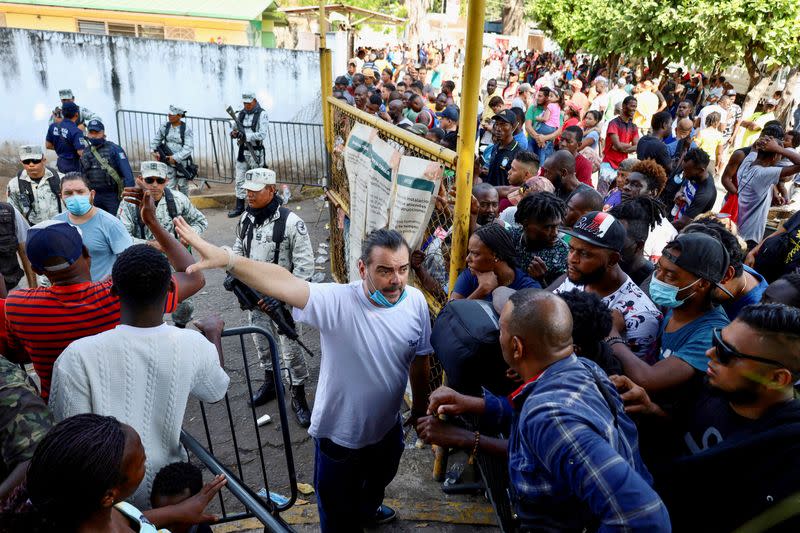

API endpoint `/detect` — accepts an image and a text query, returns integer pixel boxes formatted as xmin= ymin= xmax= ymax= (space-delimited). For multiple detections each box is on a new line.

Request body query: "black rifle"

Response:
xmin=223 ymin=274 xmax=315 ymax=357
xmin=225 ymin=105 xmax=260 ymax=159
xmin=154 ymin=144 xmax=198 ymax=181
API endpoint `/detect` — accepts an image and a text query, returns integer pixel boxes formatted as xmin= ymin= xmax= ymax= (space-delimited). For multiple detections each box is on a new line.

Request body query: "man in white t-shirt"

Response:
xmin=552 ymin=211 xmax=662 ymax=363
xmin=171 ymin=221 xmax=432 ymax=532
xmin=50 ymin=244 xmax=230 ymax=510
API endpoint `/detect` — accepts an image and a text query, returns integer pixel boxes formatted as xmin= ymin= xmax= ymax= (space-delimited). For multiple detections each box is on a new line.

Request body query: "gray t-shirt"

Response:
xmin=292 ymin=281 xmax=433 ymax=448
xmin=736 ymin=152 xmax=781 ymax=243
xmin=56 ymin=208 xmax=133 ymax=281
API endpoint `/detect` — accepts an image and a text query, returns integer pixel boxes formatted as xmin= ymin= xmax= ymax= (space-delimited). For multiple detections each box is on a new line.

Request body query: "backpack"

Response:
xmin=753 ymin=213 xmax=800 ymax=283
xmin=135 ymin=188 xmax=179 ymax=240
xmin=430 ymin=299 xmax=514 ymax=397
xmin=238 ymin=207 xmax=290 ymax=264
xmin=15 ymin=169 xmax=62 ymax=221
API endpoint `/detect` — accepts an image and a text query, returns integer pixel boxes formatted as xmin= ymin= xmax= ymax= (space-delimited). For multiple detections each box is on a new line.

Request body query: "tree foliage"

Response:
xmin=529 ymin=0 xmax=800 ymax=80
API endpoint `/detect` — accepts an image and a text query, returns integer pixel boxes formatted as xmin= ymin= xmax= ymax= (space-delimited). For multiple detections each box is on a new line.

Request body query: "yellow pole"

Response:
xmin=319 ymin=2 xmax=334 ymax=154
xmin=448 ymin=0 xmax=486 ymax=292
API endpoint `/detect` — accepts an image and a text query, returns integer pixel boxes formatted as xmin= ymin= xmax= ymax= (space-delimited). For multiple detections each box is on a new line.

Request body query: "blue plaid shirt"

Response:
xmin=483 ymin=355 xmax=670 ymax=532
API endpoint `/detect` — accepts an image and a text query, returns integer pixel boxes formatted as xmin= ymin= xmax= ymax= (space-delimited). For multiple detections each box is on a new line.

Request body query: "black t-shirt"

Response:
xmin=558 ymin=182 xmax=593 ymax=203
xmin=442 ymin=130 xmax=458 ymax=150
xmin=636 ymin=135 xmax=672 ymax=175
xmin=627 ymin=260 xmax=655 ymax=288
xmin=485 ymin=140 xmax=521 ymax=186
xmin=682 ymin=174 xmax=717 ymax=218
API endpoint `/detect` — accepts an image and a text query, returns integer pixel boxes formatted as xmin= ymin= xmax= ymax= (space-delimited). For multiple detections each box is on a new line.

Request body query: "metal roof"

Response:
xmin=1 ymin=0 xmax=278 ymax=21
xmin=279 ymin=3 xmax=404 ymax=26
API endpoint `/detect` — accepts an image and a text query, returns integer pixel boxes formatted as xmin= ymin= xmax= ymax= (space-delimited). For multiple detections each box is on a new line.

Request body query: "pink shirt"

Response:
xmin=545 ymin=103 xmax=561 ymax=128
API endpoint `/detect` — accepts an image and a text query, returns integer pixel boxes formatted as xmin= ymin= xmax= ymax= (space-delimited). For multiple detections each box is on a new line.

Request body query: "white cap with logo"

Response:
xmin=19 ymin=145 xmax=44 ymax=160
xmin=242 ymin=92 xmax=256 ymax=104
xmin=243 ymin=168 xmax=276 ymax=191
xmin=169 ymin=105 xmax=186 ymax=115
xmin=58 ymin=88 xmax=74 ymax=99
xmin=141 ymin=161 xmax=169 ymax=179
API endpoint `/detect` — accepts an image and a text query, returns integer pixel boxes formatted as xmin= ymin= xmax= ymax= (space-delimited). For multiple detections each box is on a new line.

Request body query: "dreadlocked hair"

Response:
xmin=630 ymin=159 xmax=667 ymax=194
xmin=0 ymin=414 xmax=127 ymax=533
xmin=515 ymin=191 xmax=566 ymax=226
xmin=609 ymin=196 xmax=667 ymax=242
xmin=474 ymin=223 xmax=517 ymax=268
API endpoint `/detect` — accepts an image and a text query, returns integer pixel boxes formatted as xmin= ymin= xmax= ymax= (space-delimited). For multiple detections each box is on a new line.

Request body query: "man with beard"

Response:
xmin=612 ymin=303 xmax=800 ymax=532
xmin=606 ymin=233 xmax=731 ymax=393
xmin=509 ymin=192 xmax=569 ymax=286
xmin=387 ymin=99 xmax=413 ymax=128
xmin=540 ymin=150 xmax=591 ymax=202
xmin=354 ymin=85 xmax=369 ymax=112
xmin=483 ymin=110 xmax=521 ymax=186
xmin=232 ymin=168 xmax=314 ymax=427
xmin=552 ymin=211 xmax=662 ymax=362
xmin=472 ymin=183 xmax=500 ymax=229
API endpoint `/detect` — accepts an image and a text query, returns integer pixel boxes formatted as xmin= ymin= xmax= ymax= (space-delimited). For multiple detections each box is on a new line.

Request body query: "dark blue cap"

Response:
xmin=61 ymin=101 xmax=79 ymax=117
xmin=87 ymin=119 xmax=104 ymax=131
xmin=27 ymin=221 xmax=83 ymax=272
xmin=436 ymin=104 xmax=460 ymax=122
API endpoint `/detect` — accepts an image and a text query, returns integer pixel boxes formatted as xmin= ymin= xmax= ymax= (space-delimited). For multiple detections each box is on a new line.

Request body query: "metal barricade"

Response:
xmin=115 ymin=109 xmax=327 ymax=187
xmin=181 ymin=326 xmax=297 ymax=532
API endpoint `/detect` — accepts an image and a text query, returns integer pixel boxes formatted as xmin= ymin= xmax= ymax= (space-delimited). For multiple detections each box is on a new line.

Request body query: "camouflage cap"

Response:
xmin=243 ymin=168 xmax=276 ymax=191
xmin=169 ymin=105 xmax=186 ymax=115
xmin=242 ymin=92 xmax=256 ymax=103
xmin=58 ymin=88 xmax=74 ymax=99
xmin=141 ymin=161 xmax=168 ymax=179
xmin=19 ymin=144 xmax=44 ymax=160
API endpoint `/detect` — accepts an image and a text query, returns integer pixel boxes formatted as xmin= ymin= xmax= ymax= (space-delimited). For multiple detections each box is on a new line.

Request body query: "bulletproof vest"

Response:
xmin=237 ymin=108 xmax=264 ymax=145
xmin=0 ymin=203 xmax=23 ymax=289
xmin=83 ymin=142 xmax=117 ymax=191
xmin=135 ymin=188 xmax=179 ymax=239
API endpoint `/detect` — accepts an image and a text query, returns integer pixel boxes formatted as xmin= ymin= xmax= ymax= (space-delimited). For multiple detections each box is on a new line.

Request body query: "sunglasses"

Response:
xmin=143 ymin=176 xmax=167 ymax=185
xmin=711 ymin=328 xmax=785 ymax=368
xmin=22 ymin=159 xmax=42 ymax=165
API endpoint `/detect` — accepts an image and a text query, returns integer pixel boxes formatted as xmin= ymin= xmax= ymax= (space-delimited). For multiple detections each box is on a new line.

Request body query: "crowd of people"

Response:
xmin=1 ymin=42 xmax=800 ymax=533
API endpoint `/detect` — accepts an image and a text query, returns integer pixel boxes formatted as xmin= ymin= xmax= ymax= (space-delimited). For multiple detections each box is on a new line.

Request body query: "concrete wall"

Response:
xmin=0 ymin=28 xmax=323 ymax=175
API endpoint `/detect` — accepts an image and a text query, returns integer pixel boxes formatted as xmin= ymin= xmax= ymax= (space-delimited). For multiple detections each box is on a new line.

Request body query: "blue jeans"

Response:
xmin=532 ymin=123 xmax=557 ymax=166
xmin=314 ymin=421 xmax=404 ymax=532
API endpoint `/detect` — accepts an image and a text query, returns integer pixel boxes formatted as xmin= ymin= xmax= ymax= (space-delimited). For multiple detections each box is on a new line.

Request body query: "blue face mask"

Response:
xmin=65 ymin=195 xmax=92 ymax=216
xmin=649 ymin=273 xmax=700 ymax=309
xmin=366 ymin=273 xmax=407 ymax=308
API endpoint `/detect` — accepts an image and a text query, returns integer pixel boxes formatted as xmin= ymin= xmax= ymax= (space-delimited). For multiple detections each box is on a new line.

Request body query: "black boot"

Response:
xmin=249 ymin=370 xmax=276 ymax=407
xmin=291 ymin=384 xmax=312 ymax=428
xmin=227 ymin=198 xmax=245 ymax=218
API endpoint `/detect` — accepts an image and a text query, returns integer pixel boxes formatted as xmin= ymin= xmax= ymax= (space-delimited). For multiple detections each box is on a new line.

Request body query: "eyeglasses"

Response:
xmin=143 ymin=176 xmax=167 ymax=185
xmin=711 ymin=328 xmax=785 ymax=368
xmin=22 ymin=159 xmax=42 ymax=165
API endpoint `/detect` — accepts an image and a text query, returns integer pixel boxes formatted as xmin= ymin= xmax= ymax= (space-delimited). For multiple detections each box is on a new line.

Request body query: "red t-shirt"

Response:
xmin=603 ymin=117 xmax=639 ymax=169
xmin=575 ymin=153 xmax=593 ymax=186
xmin=4 ymin=277 xmax=179 ymax=400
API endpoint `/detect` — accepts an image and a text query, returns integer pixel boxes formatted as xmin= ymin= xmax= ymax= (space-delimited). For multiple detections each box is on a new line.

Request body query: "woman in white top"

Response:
xmin=0 ymin=413 xmax=225 ymax=532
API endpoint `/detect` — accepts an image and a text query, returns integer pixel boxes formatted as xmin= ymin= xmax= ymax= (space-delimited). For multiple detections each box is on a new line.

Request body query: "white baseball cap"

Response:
xmin=242 ymin=92 xmax=256 ymax=103
xmin=169 ymin=105 xmax=186 ymax=115
xmin=243 ymin=168 xmax=276 ymax=191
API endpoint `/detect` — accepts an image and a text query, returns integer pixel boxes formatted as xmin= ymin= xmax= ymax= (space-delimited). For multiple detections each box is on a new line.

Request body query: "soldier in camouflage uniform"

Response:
xmin=228 ymin=92 xmax=269 ymax=218
xmin=149 ymin=105 xmax=195 ymax=196
xmin=0 ymin=356 xmax=53 ymax=499
xmin=50 ymin=88 xmax=98 ymax=129
xmin=7 ymin=145 xmax=62 ymax=226
xmin=232 ymin=168 xmax=314 ymax=427
xmin=118 ymin=161 xmax=207 ymax=327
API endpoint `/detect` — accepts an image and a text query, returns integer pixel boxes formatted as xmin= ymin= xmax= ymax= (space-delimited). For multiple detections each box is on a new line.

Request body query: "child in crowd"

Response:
xmin=603 ymin=158 xmax=639 ymax=211
xmin=151 ymin=462 xmax=213 ymax=533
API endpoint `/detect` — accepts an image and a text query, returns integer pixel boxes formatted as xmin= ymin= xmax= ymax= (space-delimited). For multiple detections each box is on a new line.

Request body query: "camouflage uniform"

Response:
xmin=50 ymin=89 xmax=98 ymax=127
xmin=119 ymin=161 xmax=208 ymax=326
xmin=8 ymin=145 xmax=62 ymax=226
xmin=149 ymin=106 xmax=195 ymax=196
xmin=233 ymin=94 xmax=270 ymax=200
xmin=232 ymin=172 xmax=314 ymax=386
xmin=0 ymin=357 xmax=54 ymax=480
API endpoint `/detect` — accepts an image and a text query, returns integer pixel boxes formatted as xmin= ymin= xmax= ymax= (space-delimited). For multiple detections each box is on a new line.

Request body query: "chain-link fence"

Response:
xmin=325 ymin=96 xmax=459 ymax=392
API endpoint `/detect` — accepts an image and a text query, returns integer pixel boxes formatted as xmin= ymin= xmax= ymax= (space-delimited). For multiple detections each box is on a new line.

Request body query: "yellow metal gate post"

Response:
xmin=319 ymin=2 xmax=333 ymax=154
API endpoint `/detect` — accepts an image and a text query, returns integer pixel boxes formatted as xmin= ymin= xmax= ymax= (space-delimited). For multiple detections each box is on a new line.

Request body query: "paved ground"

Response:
xmin=174 ymin=188 xmax=499 ymax=531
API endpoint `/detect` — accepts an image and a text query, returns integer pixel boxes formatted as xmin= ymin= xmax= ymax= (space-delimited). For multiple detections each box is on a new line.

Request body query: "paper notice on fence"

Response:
xmin=365 ymin=137 xmax=400 ymax=233
xmin=389 ymin=156 xmax=443 ymax=250
xmin=344 ymin=123 xmax=373 ymax=280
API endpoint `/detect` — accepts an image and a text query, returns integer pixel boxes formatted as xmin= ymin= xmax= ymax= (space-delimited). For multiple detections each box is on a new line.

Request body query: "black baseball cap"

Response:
xmin=493 ymin=109 xmax=517 ymax=124
xmin=562 ymin=211 xmax=626 ymax=252
xmin=334 ymin=76 xmax=349 ymax=85
xmin=661 ymin=233 xmax=732 ymax=295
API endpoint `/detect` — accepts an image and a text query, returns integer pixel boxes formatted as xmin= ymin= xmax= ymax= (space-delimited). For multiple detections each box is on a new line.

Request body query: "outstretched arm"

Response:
xmin=174 ymin=217 xmax=311 ymax=310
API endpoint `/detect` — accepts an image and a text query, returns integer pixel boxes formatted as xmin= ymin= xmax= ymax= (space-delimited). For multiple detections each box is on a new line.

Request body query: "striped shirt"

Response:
xmin=4 ymin=278 xmax=178 ymax=400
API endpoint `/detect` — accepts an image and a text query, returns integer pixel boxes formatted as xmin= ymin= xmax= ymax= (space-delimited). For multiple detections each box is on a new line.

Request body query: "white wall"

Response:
xmin=0 ymin=28 xmax=322 ymax=165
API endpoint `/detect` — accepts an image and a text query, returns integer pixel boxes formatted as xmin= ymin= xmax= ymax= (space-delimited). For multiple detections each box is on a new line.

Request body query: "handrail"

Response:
xmin=326 ymin=96 xmax=458 ymax=165
xmin=180 ymin=430 xmax=294 ymax=532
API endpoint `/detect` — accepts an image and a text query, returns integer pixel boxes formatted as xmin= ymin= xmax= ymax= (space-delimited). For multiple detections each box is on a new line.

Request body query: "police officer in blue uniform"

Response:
xmin=80 ymin=119 xmax=135 ymax=215
xmin=46 ymin=101 xmax=85 ymax=174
